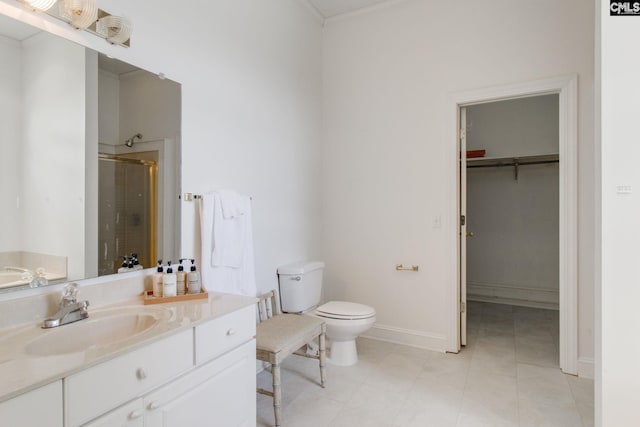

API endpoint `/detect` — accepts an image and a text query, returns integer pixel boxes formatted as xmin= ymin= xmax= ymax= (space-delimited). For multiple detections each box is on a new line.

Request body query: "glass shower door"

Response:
xmin=98 ymin=155 xmax=157 ymax=276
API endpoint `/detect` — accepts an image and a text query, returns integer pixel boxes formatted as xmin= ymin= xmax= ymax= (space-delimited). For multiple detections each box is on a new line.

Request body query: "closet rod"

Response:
xmin=467 ymin=159 xmax=558 ymax=181
xmin=466 ymin=159 xmax=559 ymax=169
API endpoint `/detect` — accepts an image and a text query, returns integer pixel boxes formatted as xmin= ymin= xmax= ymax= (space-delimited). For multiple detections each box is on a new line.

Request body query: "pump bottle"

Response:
xmin=163 ymin=261 xmax=177 ymax=297
xmin=187 ymin=259 xmax=201 ymax=294
xmin=152 ymin=260 xmax=164 ymax=297
xmin=176 ymin=259 xmax=187 ymax=295
xmin=118 ymin=256 xmax=129 ymax=274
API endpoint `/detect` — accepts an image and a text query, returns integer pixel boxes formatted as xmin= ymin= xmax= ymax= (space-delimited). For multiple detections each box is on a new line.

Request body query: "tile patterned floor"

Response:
xmin=256 ymin=302 xmax=594 ymax=427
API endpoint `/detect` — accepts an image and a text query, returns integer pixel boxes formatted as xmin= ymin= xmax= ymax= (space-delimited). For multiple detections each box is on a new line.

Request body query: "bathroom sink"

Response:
xmin=0 ymin=271 xmax=28 ymax=288
xmin=25 ymin=307 xmax=167 ymax=356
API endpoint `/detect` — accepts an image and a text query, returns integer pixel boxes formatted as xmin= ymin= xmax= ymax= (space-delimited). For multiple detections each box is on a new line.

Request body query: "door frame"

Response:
xmin=446 ymin=75 xmax=579 ymax=375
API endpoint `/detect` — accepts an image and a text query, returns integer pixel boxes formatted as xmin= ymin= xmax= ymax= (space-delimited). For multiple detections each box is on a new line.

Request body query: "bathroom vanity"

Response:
xmin=0 ymin=276 xmax=257 ymax=427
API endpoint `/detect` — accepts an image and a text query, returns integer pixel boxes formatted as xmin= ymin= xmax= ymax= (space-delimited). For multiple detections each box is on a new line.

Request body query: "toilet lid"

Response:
xmin=316 ymin=301 xmax=376 ymax=320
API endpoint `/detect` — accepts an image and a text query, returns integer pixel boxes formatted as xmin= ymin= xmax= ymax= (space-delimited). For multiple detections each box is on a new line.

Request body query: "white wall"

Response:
xmin=466 ymin=96 xmax=559 ymax=158
xmin=21 ymin=32 xmax=89 ymax=281
xmin=466 ymin=96 xmax=559 ymax=308
xmin=0 ymin=35 xmax=21 ymax=252
xmin=118 ymin=70 xmax=181 ymax=146
xmin=322 ymin=0 xmax=594 ymax=357
xmin=598 ymin=0 xmax=640 ymax=425
xmin=98 ymin=69 xmax=120 ymax=145
xmin=0 ymin=0 xmax=324 ymax=295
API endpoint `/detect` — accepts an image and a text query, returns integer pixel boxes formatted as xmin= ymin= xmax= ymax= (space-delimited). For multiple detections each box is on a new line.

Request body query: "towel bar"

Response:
xmin=182 ymin=193 xmax=202 ymax=201
xmin=182 ymin=193 xmax=252 ymax=201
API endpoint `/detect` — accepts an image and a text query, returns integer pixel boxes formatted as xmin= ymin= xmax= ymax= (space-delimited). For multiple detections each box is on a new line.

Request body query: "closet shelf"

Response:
xmin=466 ymin=153 xmax=559 ymax=181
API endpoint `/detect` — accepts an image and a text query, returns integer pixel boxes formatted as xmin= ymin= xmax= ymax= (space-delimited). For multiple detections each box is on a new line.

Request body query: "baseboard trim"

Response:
xmin=467 ymin=282 xmax=559 ymax=310
xmin=362 ymin=324 xmax=447 ymax=353
xmin=578 ymin=357 xmax=594 ymax=379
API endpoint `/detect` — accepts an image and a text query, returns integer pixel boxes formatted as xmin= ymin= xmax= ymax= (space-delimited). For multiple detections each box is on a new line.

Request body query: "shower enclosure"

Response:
xmin=98 ymin=154 xmax=158 ymax=276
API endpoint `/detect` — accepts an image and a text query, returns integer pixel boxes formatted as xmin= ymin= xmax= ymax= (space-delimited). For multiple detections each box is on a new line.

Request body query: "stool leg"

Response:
xmin=319 ymin=325 xmax=326 ymax=388
xmin=272 ymin=363 xmax=282 ymax=427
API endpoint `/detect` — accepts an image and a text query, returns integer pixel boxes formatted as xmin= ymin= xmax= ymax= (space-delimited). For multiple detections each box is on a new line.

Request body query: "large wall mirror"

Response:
xmin=0 ymin=13 xmax=181 ymax=293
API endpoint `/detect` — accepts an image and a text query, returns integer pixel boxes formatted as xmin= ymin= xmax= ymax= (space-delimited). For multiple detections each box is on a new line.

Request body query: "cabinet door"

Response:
xmin=82 ymin=398 xmax=143 ymax=427
xmin=0 ymin=381 xmax=62 ymax=427
xmin=144 ymin=339 xmax=256 ymax=427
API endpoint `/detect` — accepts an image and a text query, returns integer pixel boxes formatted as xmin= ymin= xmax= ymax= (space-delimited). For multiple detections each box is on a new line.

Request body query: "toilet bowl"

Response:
xmin=277 ymin=261 xmax=376 ymax=367
xmin=311 ymin=301 xmax=376 ymax=366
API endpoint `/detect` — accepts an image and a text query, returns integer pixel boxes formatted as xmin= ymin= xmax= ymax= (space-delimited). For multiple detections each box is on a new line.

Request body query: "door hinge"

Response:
xmin=461 ymin=302 xmax=466 ymax=314
xmin=460 ymin=215 xmax=466 ymax=226
xmin=460 ymin=128 xmax=466 ymax=140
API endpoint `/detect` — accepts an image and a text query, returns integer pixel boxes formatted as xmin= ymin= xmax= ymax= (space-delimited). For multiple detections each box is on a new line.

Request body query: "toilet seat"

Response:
xmin=315 ymin=301 xmax=376 ymax=320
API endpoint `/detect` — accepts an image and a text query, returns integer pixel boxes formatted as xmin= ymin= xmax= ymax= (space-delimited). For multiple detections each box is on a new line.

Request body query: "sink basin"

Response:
xmin=0 ymin=271 xmax=28 ymax=288
xmin=25 ymin=307 xmax=167 ymax=356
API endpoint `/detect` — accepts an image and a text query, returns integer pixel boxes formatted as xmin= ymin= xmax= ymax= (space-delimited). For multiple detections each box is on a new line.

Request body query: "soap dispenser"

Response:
xmin=176 ymin=259 xmax=187 ymax=295
xmin=118 ymin=256 xmax=129 ymax=273
xmin=163 ymin=261 xmax=177 ymax=297
xmin=131 ymin=253 xmax=143 ymax=271
xmin=187 ymin=259 xmax=201 ymax=294
xmin=152 ymin=260 xmax=164 ymax=297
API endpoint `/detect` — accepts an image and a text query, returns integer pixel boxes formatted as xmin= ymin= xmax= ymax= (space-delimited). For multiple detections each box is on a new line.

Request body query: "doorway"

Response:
xmin=448 ymin=75 xmax=578 ymax=375
xmin=461 ymin=95 xmax=561 ymax=370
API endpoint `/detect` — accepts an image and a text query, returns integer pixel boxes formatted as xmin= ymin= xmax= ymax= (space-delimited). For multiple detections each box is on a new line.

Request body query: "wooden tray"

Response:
xmin=143 ymin=289 xmax=208 ymax=305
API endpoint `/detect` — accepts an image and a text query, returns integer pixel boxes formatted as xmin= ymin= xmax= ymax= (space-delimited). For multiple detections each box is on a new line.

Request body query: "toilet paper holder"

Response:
xmin=395 ymin=264 xmax=419 ymax=272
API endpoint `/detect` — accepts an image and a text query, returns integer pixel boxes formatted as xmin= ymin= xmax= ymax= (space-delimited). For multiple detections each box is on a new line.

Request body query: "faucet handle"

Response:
xmin=61 ymin=283 xmax=79 ymax=306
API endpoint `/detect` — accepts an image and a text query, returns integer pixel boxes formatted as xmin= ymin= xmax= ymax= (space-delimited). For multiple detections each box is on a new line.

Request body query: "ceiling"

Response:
xmin=306 ymin=0 xmax=393 ymax=18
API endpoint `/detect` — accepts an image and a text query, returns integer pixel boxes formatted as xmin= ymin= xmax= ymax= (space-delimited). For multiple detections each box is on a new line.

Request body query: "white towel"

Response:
xmin=217 ymin=189 xmax=246 ymax=219
xmin=199 ymin=191 xmax=256 ymax=297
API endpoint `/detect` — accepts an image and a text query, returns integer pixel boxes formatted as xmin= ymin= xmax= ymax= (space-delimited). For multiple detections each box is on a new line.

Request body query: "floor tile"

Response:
xmin=255 ymin=303 xmax=592 ymax=427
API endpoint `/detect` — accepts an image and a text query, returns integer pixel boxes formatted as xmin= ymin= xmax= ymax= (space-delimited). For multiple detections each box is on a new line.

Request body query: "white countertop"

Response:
xmin=0 ymin=291 xmax=257 ymax=402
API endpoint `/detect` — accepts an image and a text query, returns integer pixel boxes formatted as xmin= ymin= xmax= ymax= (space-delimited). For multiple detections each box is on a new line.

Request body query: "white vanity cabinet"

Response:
xmin=65 ymin=301 xmax=257 ymax=427
xmin=0 ymin=380 xmax=63 ymax=427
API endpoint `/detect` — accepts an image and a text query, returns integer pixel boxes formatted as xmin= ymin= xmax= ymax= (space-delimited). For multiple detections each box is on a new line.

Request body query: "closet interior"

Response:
xmin=465 ymin=94 xmax=560 ymax=310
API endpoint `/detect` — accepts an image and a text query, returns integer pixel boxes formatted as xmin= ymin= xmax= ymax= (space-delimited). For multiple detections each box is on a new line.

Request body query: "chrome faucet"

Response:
xmin=42 ymin=283 xmax=89 ymax=329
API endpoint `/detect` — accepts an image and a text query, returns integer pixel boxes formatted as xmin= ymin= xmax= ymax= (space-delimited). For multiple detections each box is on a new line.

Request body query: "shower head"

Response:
xmin=124 ymin=133 xmax=143 ymax=147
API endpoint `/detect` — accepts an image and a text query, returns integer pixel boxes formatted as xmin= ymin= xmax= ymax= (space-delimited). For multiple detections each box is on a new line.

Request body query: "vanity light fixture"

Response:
xmin=16 ymin=0 xmax=133 ymax=47
xmin=96 ymin=14 xmax=132 ymax=45
xmin=22 ymin=0 xmax=57 ymax=11
xmin=59 ymin=0 xmax=98 ymax=30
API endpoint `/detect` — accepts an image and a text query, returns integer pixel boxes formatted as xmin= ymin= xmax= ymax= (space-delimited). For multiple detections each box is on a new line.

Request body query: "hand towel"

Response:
xmin=199 ymin=191 xmax=256 ymax=297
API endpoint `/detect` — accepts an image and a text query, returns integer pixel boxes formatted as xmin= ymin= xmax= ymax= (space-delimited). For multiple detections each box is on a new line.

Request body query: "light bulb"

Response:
xmin=22 ymin=0 xmax=57 ymax=11
xmin=59 ymin=0 xmax=98 ymax=30
xmin=96 ymin=15 xmax=133 ymax=44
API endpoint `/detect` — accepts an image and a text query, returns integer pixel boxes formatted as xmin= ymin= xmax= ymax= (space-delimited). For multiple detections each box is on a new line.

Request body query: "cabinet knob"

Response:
xmin=136 ymin=368 xmax=147 ymax=380
xmin=129 ymin=409 xmax=143 ymax=419
xmin=226 ymin=328 xmax=236 ymax=336
xmin=148 ymin=400 xmax=161 ymax=411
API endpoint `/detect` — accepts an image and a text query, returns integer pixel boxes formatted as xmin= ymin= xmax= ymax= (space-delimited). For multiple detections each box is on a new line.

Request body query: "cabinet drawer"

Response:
xmin=82 ymin=398 xmax=143 ymax=427
xmin=195 ymin=304 xmax=255 ymax=364
xmin=65 ymin=329 xmax=193 ymax=427
xmin=0 ymin=381 xmax=62 ymax=427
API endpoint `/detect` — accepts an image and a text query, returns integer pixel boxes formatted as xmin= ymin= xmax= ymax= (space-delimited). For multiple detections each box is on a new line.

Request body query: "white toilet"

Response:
xmin=277 ymin=261 xmax=376 ymax=366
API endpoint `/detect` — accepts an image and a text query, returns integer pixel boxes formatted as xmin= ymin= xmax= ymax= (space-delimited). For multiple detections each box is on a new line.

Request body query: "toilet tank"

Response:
xmin=277 ymin=261 xmax=325 ymax=313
